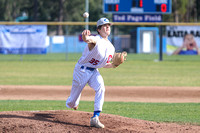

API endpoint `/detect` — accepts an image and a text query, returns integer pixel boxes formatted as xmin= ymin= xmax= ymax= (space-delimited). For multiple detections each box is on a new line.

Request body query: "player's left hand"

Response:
xmin=112 ymin=51 xmax=127 ymax=68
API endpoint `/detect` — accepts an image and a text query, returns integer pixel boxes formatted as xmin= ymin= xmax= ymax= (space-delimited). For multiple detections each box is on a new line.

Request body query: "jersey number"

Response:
xmin=89 ymin=58 xmax=99 ymax=65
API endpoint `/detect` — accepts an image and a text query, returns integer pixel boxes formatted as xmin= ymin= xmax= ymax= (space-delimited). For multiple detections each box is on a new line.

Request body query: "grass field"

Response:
xmin=0 ymin=53 xmax=200 ymax=125
xmin=1 ymin=53 xmax=200 ymax=62
xmin=0 ymin=53 xmax=200 ymax=86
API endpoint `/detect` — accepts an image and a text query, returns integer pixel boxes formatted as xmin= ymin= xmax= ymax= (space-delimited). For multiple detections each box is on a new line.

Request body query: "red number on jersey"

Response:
xmin=89 ymin=58 xmax=95 ymax=64
xmin=89 ymin=58 xmax=99 ymax=65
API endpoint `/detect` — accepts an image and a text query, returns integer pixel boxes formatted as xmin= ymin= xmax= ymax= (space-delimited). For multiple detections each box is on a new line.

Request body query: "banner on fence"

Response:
xmin=0 ymin=25 xmax=47 ymax=54
xmin=166 ymin=26 xmax=200 ymax=55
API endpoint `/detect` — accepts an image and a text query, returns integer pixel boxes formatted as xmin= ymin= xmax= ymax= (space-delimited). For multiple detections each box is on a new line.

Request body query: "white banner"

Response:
xmin=166 ymin=26 xmax=200 ymax=55
xmin=0 ymin=25 xmax=47 ymax=54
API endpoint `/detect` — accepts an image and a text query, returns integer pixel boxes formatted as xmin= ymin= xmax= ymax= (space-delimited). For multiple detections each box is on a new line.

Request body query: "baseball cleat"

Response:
xmin=90 ymin=116 xmax=105 ymax=128
xmin=73 ymin=105 xmax=78 ymax=110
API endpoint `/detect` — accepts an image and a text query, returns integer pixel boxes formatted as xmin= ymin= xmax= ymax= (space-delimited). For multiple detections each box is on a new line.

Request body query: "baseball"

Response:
xmin=83 ymin=12 xmax=89 ymax=18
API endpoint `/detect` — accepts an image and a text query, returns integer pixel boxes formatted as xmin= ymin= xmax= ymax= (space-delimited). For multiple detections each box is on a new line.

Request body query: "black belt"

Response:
xmin=81 ymin=66 xmax=95 ymax=71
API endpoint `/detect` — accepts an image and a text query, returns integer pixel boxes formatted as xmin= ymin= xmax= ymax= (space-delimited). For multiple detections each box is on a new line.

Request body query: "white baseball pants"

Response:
xmin=66 ymin=63 xmax=105 ymax=111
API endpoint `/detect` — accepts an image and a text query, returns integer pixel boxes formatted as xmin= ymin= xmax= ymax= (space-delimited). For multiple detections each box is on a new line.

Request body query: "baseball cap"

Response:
xmin=97 ymin=18 xmax=112 ymax=27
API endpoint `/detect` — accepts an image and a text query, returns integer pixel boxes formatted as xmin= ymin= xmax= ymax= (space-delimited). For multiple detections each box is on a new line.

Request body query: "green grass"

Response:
xmin=1 ymin=53 xmax=200 ymax=62
xmin=0 ymin=59 xmax=200 ymax=86
xmin=0 ymin=61 xmax=75 ymax=85
xmin=1 ymin=100 xmax=200 ymax=125
xmin=103 ymin=102 xmax=200 ymax=125
xmin=102 ymin=60 xmax=200 ymax=86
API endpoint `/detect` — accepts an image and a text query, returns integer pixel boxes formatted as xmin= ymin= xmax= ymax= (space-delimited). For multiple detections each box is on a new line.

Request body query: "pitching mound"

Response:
xmin=0 ymin=110 xmax=199 ymax=133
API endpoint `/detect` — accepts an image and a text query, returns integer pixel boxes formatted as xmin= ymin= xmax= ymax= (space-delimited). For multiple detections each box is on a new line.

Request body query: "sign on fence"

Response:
xmin=166 ymin=26 xmax=200 ymax=55
xmin=0 ymin=25 xmax=47 ymax=54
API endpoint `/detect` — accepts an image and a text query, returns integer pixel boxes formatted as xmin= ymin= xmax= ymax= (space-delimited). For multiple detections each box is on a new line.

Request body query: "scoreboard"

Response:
xmin=103 ymin=0 xmax=171 ymax=14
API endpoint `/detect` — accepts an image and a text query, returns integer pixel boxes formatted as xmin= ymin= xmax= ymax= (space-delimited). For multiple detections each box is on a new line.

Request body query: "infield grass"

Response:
xmin=0 ymin=100 xmax=200 ymax=125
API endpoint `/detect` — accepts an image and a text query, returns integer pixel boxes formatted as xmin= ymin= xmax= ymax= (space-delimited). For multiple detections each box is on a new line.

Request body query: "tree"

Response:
xmin=57 ymin=0 xmax=65 ymax=35
xmin=0 ymin=0 xmax=25 ymax=21
xmin=2 ymin=0 xmax=200 ymax=35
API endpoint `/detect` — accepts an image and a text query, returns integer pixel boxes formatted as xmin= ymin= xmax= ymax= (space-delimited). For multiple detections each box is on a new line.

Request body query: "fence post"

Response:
xmin=65 ymin=25 xmax=68 ymax=61
xmin=159 ymin=26 xmax=163 ymax=61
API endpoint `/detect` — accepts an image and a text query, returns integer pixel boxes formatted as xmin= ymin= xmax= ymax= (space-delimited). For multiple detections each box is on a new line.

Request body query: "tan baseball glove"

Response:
xmin=112 ymin=51 xmax=127 ymax=68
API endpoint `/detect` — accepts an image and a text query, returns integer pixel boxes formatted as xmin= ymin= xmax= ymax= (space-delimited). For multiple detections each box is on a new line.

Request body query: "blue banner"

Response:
xmin=0 ymin=25 xmax=47 ymax=54
xmin=112 ymin=14 xmax=162 ymax=22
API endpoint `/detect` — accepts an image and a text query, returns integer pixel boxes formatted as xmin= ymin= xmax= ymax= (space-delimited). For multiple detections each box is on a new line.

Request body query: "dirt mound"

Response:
xmin=0 ymin=110 xmax=199 ymax=133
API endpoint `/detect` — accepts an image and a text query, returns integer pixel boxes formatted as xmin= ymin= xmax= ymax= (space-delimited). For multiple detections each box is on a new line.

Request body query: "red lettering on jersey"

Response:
xmin=107 ymin=55 xmax=113 ymax=63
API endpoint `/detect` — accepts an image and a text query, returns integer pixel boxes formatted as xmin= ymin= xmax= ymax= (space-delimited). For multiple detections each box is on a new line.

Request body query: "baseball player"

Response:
xmin=66 ymin=18 xmax=115 ymax=128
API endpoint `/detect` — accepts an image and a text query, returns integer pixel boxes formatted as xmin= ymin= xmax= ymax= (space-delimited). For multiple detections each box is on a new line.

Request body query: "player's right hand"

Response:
xmin=82 ymin=30 xmax=91 ymax=36
xmin=82 ymin=30 xmax=97 ymax=44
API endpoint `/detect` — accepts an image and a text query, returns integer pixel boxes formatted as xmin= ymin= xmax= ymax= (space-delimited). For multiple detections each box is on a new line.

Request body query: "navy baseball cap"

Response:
xmin=97 ymin=18 xmax=112 ymax=27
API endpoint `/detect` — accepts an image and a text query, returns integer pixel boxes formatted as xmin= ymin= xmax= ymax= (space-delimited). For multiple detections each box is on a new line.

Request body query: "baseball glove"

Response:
xmin=112 ymin=51 xmax=127 ymax=68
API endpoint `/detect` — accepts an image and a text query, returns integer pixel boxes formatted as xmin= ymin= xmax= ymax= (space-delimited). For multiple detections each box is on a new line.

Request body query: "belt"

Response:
xmin=81 ymin=66 xmax=95 ymax=71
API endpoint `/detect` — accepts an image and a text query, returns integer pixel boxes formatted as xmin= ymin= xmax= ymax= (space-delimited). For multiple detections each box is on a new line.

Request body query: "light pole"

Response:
xmin=85 ymin=0 xmax=89 ymax=30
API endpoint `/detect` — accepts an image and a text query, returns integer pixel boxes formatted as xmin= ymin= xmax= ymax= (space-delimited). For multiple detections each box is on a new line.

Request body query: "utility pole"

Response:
xmin=85 ymin=0 xmax=89 ymax=30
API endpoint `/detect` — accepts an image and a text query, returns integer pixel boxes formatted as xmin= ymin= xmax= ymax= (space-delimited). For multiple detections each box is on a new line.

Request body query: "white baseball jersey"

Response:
xmin=66 ymin=34 xmax=115 ymax=112
xmin=78 ymin=35 xmax=115 ymax=68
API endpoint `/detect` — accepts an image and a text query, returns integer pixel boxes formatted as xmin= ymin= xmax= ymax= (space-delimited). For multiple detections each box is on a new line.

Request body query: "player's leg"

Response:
xmin=88 ymin=69 xmax=105 ymax=128
xmin=88 ymin=69 xmax=105 ymax=112
xmin=66 ymin=64 xmax=89 ymax=109
xmin=66 ymin=80 xmax=84 ymax=109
